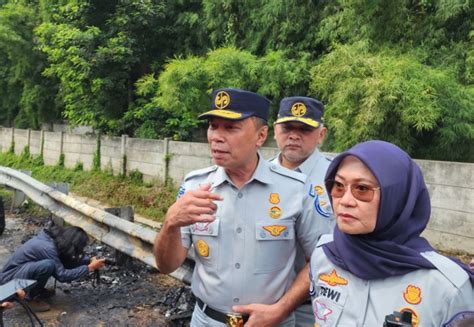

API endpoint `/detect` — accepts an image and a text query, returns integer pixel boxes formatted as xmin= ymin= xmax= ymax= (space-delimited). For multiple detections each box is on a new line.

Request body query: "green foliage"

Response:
xmin=310 ymin=42 xmax=474 ymax=161
xmin=0 ymin=0 xmax=472 ymax=161
xmin=73 ymin=161 xmax=83 ymax=171
xmin=0 ymin=2 xmax=59 ymax=128
xmin=0 ymin=151 xmax=177 ymax=221
xmin=133 ymin=47 xmax=314 ymax=140
xmin=57 ymin=153 xmax=65 ymax=167
xmin=128 ymin=169 xmax=143 ymax=184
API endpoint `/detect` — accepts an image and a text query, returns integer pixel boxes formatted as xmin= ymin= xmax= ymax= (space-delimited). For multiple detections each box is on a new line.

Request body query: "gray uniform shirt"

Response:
xmin=310 ymin=235 xmax=474 ymax=326
xmin=179 ymin=155 xmax=333 ymax=313
xmin=271 ymin=149 xmax=334 ymax=272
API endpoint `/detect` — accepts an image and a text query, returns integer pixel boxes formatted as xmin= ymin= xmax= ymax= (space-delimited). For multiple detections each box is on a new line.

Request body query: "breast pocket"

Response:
xmin=312 ymin=283 xmax=347 ymax=326
xmin=191 ymin=219 xmax=220 ymax=268
xmin=254 ymin=221 xmax=295 ymax=274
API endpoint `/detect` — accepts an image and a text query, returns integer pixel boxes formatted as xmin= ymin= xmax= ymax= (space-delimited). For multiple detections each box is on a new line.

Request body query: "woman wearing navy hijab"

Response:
xmin=309 ymin=140 xmax=473 ymax=326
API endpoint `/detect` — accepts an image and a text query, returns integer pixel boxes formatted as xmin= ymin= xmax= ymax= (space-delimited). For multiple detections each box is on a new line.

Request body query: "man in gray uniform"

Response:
xmin=154 ymin=88 xmax=333 ymax=326
xmin=272 ymin=96 xmax=335 ymax=327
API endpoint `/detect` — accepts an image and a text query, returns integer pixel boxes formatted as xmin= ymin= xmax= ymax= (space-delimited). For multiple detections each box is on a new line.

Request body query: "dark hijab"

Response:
xmin=322 ymin=140 xmax=473 ymax=281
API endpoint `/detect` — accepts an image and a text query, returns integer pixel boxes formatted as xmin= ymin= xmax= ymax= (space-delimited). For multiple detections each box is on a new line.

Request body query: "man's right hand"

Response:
xmin=88 ymin=257 xmax=106 ymax=271
xmin=165 ymin=183 xmax=222 ymax=228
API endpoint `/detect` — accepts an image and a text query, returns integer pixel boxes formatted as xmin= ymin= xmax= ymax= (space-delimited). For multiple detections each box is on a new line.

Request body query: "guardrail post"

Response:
xmin=11 ymin=170 xmax=32 ymax=210
xmin=105 ymin=206 xmax=134 ymax=266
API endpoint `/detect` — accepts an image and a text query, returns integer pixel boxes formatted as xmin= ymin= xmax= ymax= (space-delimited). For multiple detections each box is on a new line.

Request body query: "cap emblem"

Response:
xmin=291 ymin=102 xmax=307 ymax=117
xmin=215 ymin=91 xmax=230 ymax=109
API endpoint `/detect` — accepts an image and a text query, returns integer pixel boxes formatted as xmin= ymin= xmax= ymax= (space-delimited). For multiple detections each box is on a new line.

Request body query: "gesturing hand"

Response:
xmin=165 ymin=183 xmax=223 ymax=228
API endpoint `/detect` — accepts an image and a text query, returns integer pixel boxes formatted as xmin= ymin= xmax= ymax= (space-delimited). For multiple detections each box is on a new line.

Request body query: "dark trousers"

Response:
xmin=10 ymin=259 xmax=55 ymax=299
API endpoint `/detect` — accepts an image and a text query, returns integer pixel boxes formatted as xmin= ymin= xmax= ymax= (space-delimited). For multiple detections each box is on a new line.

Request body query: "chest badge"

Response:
xmin=319 ymin=269 xmax=348 ymax=286
xmin=269 ymin=193 xmax=280 ymax=204
xmin=196 ymin=240 xmax=209 ymax=257
xmin=263 ymin=225 xmax=287 ymax=237
xmin=269 ymin=206 xmax=282 ymax=219
xmin=403 ymin=285 xmax=422 ymax=305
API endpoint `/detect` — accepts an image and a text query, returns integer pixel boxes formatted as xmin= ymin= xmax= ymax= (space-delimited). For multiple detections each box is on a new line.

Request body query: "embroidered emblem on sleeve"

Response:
xmin=269 ymin=193 xmax=280 ymax=204
xmin=263 ymin=225 xmax=287 ymax=237
xmin=196 ymin=240 xmax=209 ymax=257
xmin=399 ymin=307 xmax=419 ymax=327
xmin=403 ymin=285 xmax=422 ymax=305
xmin=177 ymin=184 xmax=186 ymax=200
xmin=319 ymin=269 xmax=348 ymax=286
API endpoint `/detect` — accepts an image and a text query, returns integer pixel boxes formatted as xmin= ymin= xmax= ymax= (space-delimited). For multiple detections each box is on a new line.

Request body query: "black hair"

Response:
xmin=45 ymin=224 xmax=89 ymax=268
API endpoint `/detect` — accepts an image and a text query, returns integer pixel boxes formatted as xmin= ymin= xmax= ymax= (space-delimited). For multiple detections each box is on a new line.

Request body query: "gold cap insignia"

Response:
xmin=263 ymin=225 xmax=287 ymax=237
xmin=196 ymin=239 xmax=209 ymax=257
xmin=269 ymin=193 xmax=280 ymax=204
xmin=269 ymin=206 xmax=282 ymax=219
xmin=319 ymin=269 xmax=348 ymax=286
xmin=403 ymin=285 xmax=421 ymax=305
xmin=215 ymin=91 xmax=230 ymax=109
xmin=291 ymin=102 xmax=307 ymax=117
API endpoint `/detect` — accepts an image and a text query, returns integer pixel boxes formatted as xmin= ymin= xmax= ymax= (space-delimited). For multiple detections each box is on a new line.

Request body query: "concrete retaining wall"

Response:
xmin=0 ymin=127 xmax=472 ymax=253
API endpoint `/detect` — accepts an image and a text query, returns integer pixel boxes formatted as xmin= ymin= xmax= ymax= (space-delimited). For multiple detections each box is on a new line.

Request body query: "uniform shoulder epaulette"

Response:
xmin=420 ymin=251 xmax=469 ymax=289
xmin=316 ymin=234 xmax=333 ymax=247
xmin=184 ymin=166 xmax=218 ymax=182
xmin=269 ymin=163 xmax=306 ymax=183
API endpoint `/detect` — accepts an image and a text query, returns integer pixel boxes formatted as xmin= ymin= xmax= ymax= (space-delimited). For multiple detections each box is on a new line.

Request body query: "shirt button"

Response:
xmin=236 ymin=227 xmax=242 ymax=233
xmin=235 ymin=263 xmax=240 ymax=269
xmin=233 ymin=298 xmax=239 ymax=303
xmin=237 ymin=192 xmax=243 ymax=198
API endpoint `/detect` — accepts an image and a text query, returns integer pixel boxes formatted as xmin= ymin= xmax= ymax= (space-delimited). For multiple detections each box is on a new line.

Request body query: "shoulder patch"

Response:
xmin=269 ymin=164 xmax=306 ymax=183
xmin=316 ymin=234 xmax=333 ymax=247
xmin=183 ymin=166 xmax=218 ymax=182
xmin=421 ymin=251 xmax=470 ymax=289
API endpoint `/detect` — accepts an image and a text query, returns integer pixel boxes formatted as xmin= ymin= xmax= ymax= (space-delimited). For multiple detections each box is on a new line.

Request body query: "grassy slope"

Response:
xmin=0 ymin=152 xmax=177 ymax=222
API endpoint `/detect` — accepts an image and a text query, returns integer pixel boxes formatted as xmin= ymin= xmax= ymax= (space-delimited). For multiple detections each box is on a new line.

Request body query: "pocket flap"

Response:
xmin=191 ymin=219 xmax=220 ymax=236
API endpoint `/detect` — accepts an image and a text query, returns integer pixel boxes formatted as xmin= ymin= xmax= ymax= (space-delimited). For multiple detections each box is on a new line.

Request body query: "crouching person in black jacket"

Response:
xmin=0 ymin=225 xmax=105 ymax=312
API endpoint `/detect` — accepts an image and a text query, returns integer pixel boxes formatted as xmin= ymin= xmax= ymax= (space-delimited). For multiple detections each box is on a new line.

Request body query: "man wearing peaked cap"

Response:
xmin=155 ymin=88 xmax=329 ymax=326
xmin=272 ymin=96 xmax=335 ymax=327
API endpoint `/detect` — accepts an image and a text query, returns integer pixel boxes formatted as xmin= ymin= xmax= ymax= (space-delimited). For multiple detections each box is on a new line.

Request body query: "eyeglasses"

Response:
xmin=326 ymin=179 xmax=380 ymax=202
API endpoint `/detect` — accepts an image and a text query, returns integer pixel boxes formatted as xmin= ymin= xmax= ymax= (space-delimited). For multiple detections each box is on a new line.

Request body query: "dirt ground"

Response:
xmin=0 ymin=209 xmax=193 ymax=327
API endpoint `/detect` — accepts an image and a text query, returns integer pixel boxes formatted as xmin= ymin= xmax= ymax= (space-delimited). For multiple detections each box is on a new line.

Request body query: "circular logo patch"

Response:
xmin=399 ymin=307 xmax=419 ymax=327
xmin=291 ymin=102 xmax=307 ymax=117
xmin=269 ymin=206 xmax=282 ymax=219
xmin=315 ymin=185 xmax=325 ymax=196
xmin=196 ymin=239 xmax=209 ymax=257
xmin=215 ymin=91 xmax=230 ymax=109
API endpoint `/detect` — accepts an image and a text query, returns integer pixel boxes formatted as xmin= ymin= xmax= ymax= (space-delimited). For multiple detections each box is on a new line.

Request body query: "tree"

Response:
xmin=310 ymin=42 xmax=474 ymax=161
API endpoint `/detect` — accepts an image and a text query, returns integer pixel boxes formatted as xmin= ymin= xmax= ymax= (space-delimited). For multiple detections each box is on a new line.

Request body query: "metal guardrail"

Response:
xmin=0 ymin=166 xmax=194 ymax=284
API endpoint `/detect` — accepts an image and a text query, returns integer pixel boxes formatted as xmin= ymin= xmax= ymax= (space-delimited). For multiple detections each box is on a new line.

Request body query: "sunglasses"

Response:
xmin=326 ymin=179 xmax=380 ymax=202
